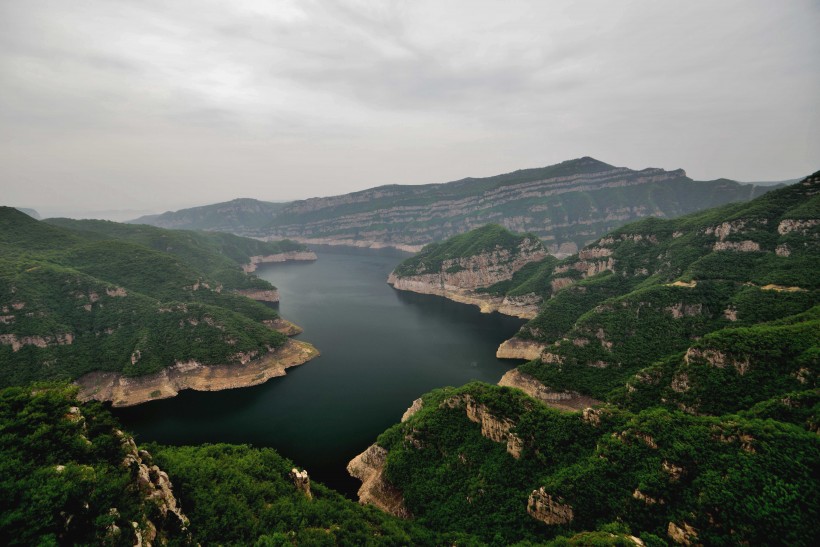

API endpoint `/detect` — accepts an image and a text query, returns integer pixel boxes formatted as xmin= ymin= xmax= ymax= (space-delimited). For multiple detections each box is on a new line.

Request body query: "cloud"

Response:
xmin=0 ymin=0 xmax=818 ymax=216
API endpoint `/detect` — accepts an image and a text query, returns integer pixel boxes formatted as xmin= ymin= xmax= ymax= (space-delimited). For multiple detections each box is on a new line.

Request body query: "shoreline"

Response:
xmin=75 ymin=339 xmax=320 ymax=407
xmin=386 ymin=273 xmax=540 ymax=319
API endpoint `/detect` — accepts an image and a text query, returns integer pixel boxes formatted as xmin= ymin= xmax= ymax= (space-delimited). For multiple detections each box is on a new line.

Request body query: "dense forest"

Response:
xmin=1 ymin=173 xmax=817 ymax=545
xmin=0 ymin=209 xmax=306 ymax=386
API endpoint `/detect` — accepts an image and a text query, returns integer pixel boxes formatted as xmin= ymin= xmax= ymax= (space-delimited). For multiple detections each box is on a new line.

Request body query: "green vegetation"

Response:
xmin=135 ymin=158 xmax=776 ymax=254
xmin=376 ymin=383 xmax=819 ymax=545
xmin=393 ymin=224 xmax=544 ymax=277
xmin=0 ymin=207 xmax=304 ymax=386
xmin=501 ymin=173 xmax=820 ymax=404
xmin=0 ymin=385 xmax=190 ymax=545
xmin=149 ymin=444 xmax=454 ymax=546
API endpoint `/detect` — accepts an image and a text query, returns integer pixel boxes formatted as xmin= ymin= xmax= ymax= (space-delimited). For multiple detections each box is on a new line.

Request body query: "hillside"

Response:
xmin=363 ymin=382 xmax=818 ymax=545
xmin=388 ymin=224 xmax=554 ymax=317
xmin=132 ymin=157 xmax=774 ymax=255
xmin=130 ymin=198 xmax=288 ymax=233
xmin=349 ymin=172 xmax=819 ymax=544
xmin=0 ymin=208 xmax=318 ymax=399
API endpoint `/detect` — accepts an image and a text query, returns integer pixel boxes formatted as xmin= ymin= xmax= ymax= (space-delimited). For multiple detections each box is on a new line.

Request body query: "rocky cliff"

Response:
xmin=346 ymin=444 xmax=412 ymax=519
xmin=75 ymin=339 xmax=319 ymax=407
xmin=388 ymin=226 xmax=549 ymax=318
xmin=498 ymin=369 xmax=602 ymax=411
xmin=132 ymin=157 xmax=774 ymax=255
xmin=241 ymin=251 xmax=318 ymax=273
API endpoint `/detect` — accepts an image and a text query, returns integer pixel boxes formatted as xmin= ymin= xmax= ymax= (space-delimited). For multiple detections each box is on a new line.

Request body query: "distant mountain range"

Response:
xmin=130 ymin=157 xmax=779 ymax=255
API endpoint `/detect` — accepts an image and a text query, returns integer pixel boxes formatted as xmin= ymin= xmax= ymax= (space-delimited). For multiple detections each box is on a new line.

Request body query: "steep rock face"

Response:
xmin=242 ymin=251 xmax=317 ymax=273
xmin=498 ymin=369 xmax=602 ymax=411
xmin=497 ymin=338 xmax=546 ymax=360
xmin=443 ymin=394 xmax=523 ymax=458
xmin=233 ymin=288 xmax=280 ymax=302
xmin=263 ymin=158 xmax=768 ymax=254
xmin=388 ymin=234 xmax=547 ymax=318
xmin=527 ymin=488 xmax=574 ymax=525
xmin=346 ymin=444 xmax=412 ymax=518
xmin=117 ymin=430 xmax=191 ymax=545
xmin=75 ymin=339 xmax=319 ymax=407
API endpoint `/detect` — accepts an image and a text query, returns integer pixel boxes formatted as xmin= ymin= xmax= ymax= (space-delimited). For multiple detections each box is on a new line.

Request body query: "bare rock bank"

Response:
xmin=75 ymin=339 xmax=320 ymax=407
xmin=242 ymin=251 xmax=318 ymax=273
xmin=498 ymin=369 xmax=602 ymax=411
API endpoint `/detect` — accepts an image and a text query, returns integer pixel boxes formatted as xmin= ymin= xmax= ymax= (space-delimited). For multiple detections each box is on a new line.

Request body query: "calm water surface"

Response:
xmin=116 ymin=248 xmax=525 ymax=496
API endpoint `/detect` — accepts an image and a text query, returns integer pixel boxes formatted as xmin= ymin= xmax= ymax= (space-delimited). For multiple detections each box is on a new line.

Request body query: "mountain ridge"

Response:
xmin=130 ymin=157 xmax=775 ymax=255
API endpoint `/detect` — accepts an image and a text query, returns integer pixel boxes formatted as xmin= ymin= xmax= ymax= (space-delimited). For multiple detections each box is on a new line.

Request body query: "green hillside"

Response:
xmin=365 ymin=172 xmax=819 ymax=544
xmin=133 ymin=157 xmax=776 ymax=254
xmin=374 ymin=382 xmax=818 ymax=545
xmin=0 ymin=208 xmax=303 ymax=387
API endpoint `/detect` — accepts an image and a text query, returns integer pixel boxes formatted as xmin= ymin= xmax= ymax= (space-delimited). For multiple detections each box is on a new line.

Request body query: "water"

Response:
xmin=115 ymin=248 xmax=525 ymax=496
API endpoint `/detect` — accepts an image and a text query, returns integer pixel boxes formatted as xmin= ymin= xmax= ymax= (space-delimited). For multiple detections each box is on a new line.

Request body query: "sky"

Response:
xmin=1 ymin=0 xmax=818 ymax=219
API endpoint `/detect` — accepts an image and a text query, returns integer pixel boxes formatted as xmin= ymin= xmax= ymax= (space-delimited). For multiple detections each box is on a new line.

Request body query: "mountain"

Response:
xmin=130 ymin=198 xmax=288 ymax=233
xmin=0 ymin=208 xmax=318 ymax=400
xmin=131 ymin=157 xmax=776 ymax=256
xmin=354 ymin=172 xmax=820 ymax=544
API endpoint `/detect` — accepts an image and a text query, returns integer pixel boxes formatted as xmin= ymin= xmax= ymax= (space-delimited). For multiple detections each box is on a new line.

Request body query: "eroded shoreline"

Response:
xmin=75 ymin=339 xmax=320 ymax=407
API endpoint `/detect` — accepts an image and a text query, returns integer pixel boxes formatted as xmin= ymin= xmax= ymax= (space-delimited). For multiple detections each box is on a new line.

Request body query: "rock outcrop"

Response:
xmin=242 ymin=251 xmax=317 ymax=273
xmin=527 ymin=488 xmax=574 ymax=525
xmin=496 ymin=338 xmax=546 ymax=360
xmin=233 ymin=288 xmax=280 ymax=302
xmin=346 ymin=444 xmax=412 ymax=518
xmin=75 ymin=339 xmax=320 ymax=407
xmin=498 ymin=369 xmax=602 ymax=411
xmin=117 ymin=430 xmax=190 ymax=544
xmin=289 ymin=468 xmax=312 ymax=499
xmin=387 ymin=234 xmax=548 ymax=318
xmin=443 ymin=394 xmax=523 ymax=458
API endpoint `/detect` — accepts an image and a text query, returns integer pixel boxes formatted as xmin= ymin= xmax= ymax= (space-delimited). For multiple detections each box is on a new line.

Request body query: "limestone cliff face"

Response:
xmin=496 ymin=338 xmax=546 ymax=360
xmin=264 ymin=159 xmax=716 ymax=255
xmin=388 ymin=237 xmax=547 ymax=318
xmin=443 ymin=394 xmax=524 ymax=458
xmin=116 ymin=430 xmax=191 ymax=545
xmin=527 ymin=488 xmax=574 ymax=525
xmin=233 ymin=288 xmax=280 ymax=302
xmin=75 ymin=339 xmax=319 ymax=407
xmin=346 ymin=444 xmax=412 ymax=518
xmin=242 ymin=251 xmax=317 ymax=273
xmin=498 ymin=369 xmax=602 ymax=411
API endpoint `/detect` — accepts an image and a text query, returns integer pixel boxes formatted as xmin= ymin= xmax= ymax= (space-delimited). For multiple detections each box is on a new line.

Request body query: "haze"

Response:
xmin=1 ymin=0 xmax=818 ymax=219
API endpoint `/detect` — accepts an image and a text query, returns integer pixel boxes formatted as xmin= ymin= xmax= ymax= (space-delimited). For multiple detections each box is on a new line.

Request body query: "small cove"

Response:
xmin=116 ymin=248 xmax=525 ymax=496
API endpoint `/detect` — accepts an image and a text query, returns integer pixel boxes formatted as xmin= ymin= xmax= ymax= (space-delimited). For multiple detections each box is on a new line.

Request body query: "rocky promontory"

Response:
xmin=75 ymin=339 xmax=320 ymax=407
xmin=242 ymin=251 xmax=318 ymax=273
xmin=388 ymin=225 xmax=549 ymax=318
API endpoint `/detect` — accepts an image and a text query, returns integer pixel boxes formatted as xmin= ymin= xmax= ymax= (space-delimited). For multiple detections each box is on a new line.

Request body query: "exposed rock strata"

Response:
xmin=265 ymin=236 xmax=423 ymax=254
xmin=242 ymin=251 xmax=317 ymax=273
xmin=443 ymin=394 xmax=523 ymax=458
xmin=401 ymin=398 xmax=424 ymax=422
xmin=117 ymin=430 xmax=190 ymax=544
xmin=387 ymin=239 xmax=547 ymax=318
xmin=264 ymin=317 xmax=303 ymax=336
xmin=527 ymin=488 xmax=574 ymax=525
xmin=498 ymin=369 xmax=602 ymax=411
xmin=75 ymin=339 xmax=320 ymax=407
xmin=289 ymin=468 xmax=312 ymax=499
xmin=496 ymin=338 xmax=546 ymax=360
xmin=265 ymin=160 xmax=702 ymax=253
xmin=346 ymin=444 xmax=412 ymax=518
xmin=233 ymin=288 xmax=280 ymax=302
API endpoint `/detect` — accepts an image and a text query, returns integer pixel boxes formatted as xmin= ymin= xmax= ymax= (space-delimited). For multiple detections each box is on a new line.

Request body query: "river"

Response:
xmin=116 ymin=248 xmax=525 ymax=496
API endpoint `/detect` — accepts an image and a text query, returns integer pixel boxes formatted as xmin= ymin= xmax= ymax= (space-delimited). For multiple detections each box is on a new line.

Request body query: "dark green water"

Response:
xmin=116 ymin=248 xmax=525 ymax=496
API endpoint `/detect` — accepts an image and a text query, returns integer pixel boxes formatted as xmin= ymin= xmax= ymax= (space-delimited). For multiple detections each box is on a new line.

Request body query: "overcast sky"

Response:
xmin=1 ymin=0 xmax=818 ymax=219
